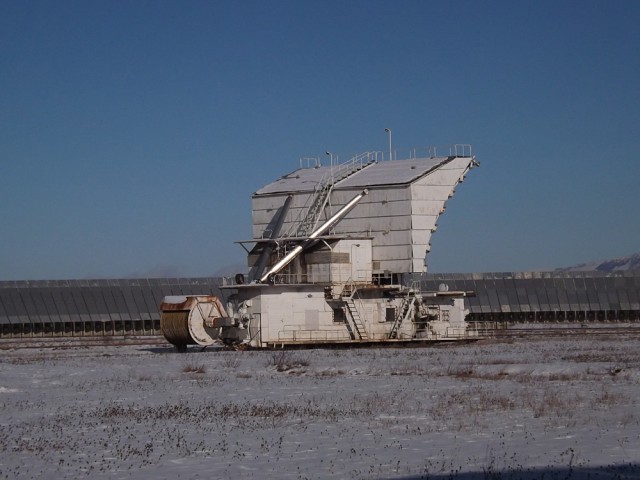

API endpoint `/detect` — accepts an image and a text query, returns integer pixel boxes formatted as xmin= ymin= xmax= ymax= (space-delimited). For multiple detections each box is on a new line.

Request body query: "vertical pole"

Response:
xmin=385 ymin=128 xmax=392 ymax=160
xmin=326 ymin=151 xmax=333 ymax=182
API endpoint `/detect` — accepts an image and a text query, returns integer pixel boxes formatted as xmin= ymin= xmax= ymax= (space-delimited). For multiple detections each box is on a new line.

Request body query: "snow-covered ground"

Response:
xmin=2 ymin=337 xmax=640 ymax=479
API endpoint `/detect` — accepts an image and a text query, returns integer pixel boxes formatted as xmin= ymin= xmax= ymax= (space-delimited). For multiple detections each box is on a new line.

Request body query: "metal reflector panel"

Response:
xmin=0 ymin=292 xmax=10 ymax=324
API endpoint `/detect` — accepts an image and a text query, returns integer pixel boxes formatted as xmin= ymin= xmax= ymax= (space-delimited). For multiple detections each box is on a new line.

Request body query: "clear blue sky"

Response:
xmin=1 ymin=0 xmax=639 ymax=280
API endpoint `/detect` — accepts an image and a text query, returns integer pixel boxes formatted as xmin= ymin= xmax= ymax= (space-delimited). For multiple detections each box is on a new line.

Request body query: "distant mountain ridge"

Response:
xmin=557 ymin=252 xmax=640 ymax=272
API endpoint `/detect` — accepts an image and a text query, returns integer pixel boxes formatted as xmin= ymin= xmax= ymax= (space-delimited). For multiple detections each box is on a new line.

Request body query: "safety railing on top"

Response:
xmin=300 ymin=143 xmax=473 ymax=165
xmin=399 ymin=144 xmax=474 ymax=160
xmin=327 ymin=151 xmax=380 ymax=182
xmin=277 ymin=327 xmax=351 ymax=343
xmin=299 ymin=151 xmax=383 ymax=170
xmin=299 ymin=145 xmax=473 ymax=166
xmin=426 ymin=144 xmax=473 ymax=159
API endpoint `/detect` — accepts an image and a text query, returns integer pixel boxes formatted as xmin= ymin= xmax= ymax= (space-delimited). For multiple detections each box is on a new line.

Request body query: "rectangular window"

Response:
xmin=386 ymin=307 xmax=396 ymax=322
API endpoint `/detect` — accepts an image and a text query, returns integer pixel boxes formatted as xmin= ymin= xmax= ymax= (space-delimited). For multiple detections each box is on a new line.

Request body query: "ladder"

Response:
xmin=344 ymin=297 xmax=368 ymax=340
xmin=389 ymin=292 xmax=416 ymax=339
xmin=296 ymin=153 xmax=377 ymax=237
xmin=296 ymin=180 xmax=333 ymax=237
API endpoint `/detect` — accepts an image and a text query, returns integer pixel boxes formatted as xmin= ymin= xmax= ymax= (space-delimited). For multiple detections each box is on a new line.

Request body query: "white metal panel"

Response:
xmin=337 ymin=157 xmax=450 ymax=187
xmin=410 ymin=215 xmax=438 ymax=231
xmin=363 ymin=187 xmax=410 ymax=202
xmin=330 ymin=263 xmax=352 ymax=283
xmin=307 ymin=264 xmax=330 ymax=283
xmin=377 ymin=258 xmax=413 ymax=272
xmin=252 ymin=209 xmax=284 ymax=227
xmin=412 ymin=258 xmax=426 ymax=273
xmin=410 ymin=200 xmax=446 ymax=216
xmin=408 ymin=185 xmax=454 ymax=201
xmin=418 ymin=166 xmax=469 ymax=187
xmin=441 ymin=156 xmax=475 ymax=171
xmin=373 ymin=245 xmax=412 ymax=261
xmin=330 ymin=187 xmax=410 ymax=206
xmin=305 ymin=310 xmax=319 ymax=330
xmin=411 ymin=242 xmax=431 ymax=259
xmin=371 ymin=230 xmax=413 ymax=247
xmin=252 ymin=207 xmax=313 ymax=228
xmin=252 ymin=193 xmax=312 ymax=211
xmin=318 ymin=310 xmax=334 ymax=325
xmin=332 ymin=239 xmax=372 ymax=282
xmin=336 ymin=216 xmax=412 ymax=233
xmin=255 ymin=166 xmax=330 ymax=195
xmin=412 ymin=227 xmax=432 ymax=245
xmin=342 ymin=200 xmax=412 ymax=219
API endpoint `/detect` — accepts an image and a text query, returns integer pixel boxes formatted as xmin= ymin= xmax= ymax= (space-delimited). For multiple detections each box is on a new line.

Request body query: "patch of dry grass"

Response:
xmin=181 ymin=363 xmax=206 ymax=374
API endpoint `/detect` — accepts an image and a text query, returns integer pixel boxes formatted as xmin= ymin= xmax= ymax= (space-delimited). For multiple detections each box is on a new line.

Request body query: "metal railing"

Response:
xmin=297 ymin=145 xmax=473 ymax=166
xmin=424 ymin=144 xmax=473 ymax=158
xmin=299 ymin=151 xmax=383 ymax=170
xmin=299 ymin=157 xmax=321 ymax=169
xmin=369 ymin=144 xmax=474 ymax=160
xmin=328 ymin=151 xmax=380 ymax=180
xmin=277 ymin=327 xmax=351 ymax=343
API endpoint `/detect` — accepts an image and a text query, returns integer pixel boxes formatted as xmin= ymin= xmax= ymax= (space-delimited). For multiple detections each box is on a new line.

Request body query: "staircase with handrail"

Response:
xmin=294 ymin=152 xmax=378 ymax=237
xmin=389 ymin=291 xmax=416 ymax=339
xmin=341 ymin=280 xmax=368 ymax=340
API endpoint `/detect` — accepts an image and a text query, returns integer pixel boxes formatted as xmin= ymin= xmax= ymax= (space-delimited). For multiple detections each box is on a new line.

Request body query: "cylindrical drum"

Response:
xmin=159 ymin=295 xmax=226 ymax=350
